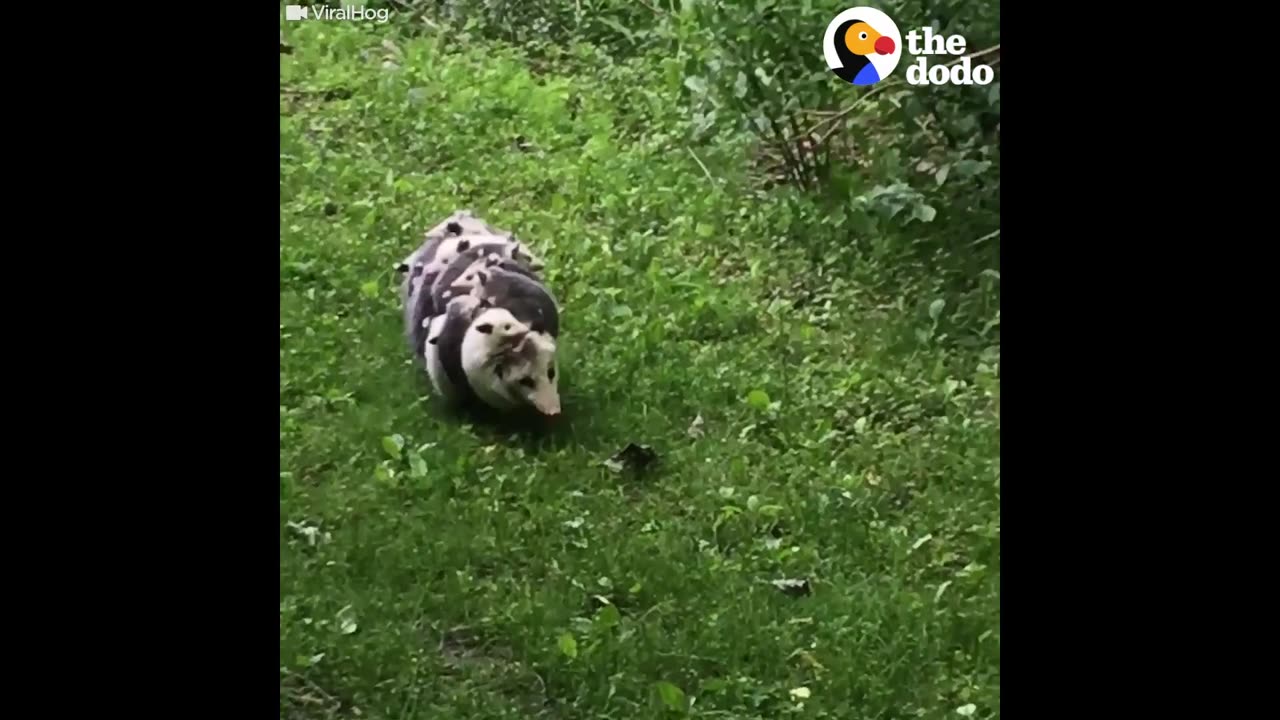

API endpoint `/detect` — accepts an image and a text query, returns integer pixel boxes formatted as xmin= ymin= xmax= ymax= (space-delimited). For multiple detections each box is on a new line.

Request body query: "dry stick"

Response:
xmin=805 ymin=43 xmax=1002 ymax=146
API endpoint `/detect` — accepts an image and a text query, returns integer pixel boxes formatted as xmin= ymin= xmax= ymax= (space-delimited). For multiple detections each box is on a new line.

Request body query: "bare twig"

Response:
xmin=806 ymin=43 xmax=1002 ymax=148
xmin=686 ymin=148 xmax=717 ymax=184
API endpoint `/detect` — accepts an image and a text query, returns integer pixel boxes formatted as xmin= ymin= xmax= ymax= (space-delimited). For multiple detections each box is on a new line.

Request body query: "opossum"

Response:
xmin=423 ymin=296 xmax=559 ymax=416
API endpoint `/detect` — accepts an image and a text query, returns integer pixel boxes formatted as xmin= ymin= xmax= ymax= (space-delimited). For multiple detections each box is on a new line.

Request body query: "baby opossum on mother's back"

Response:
xmin=464 ymin=264 xmax=560 ymax=338
xmin=401 ymin=218 xmax=542 ymax=362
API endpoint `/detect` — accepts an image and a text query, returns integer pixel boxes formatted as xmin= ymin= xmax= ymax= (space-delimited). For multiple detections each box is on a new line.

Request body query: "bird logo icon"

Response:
xmin=823 ymin=7 xmax=903 ymax=86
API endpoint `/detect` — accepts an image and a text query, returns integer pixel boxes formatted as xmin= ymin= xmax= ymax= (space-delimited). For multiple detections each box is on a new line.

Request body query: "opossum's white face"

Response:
xmin=461 ymin=309 xmax=560 ymax=416
xmin=499 ymin=331 xmax=559 ymax=416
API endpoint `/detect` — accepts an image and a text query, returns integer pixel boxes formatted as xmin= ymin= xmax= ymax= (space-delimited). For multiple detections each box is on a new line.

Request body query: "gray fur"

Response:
xmin=429 ymin=244 xmax=542 ymax=308
xmin=472 ymin=266 xmax=560 ymax=337
xmin=433 ymin=296 xmax=485 ymax=405
xmin=402 ymin=219 xmax=528 ymax=361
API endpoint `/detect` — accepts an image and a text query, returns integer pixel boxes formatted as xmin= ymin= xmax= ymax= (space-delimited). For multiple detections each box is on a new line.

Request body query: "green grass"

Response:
xmin=281 ymin=16 xmax=999 ymax=720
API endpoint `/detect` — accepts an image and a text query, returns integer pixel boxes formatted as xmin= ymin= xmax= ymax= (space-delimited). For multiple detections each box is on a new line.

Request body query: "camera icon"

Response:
xmin=285 ymin=5 xmax=309 ymax=21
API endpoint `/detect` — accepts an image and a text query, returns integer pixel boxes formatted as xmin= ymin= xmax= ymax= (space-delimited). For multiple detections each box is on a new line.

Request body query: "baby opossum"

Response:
xmin=467 ymin=265 xmax=560 ymax=338
xmin=427 ymin=244 xmax=542 ymax=312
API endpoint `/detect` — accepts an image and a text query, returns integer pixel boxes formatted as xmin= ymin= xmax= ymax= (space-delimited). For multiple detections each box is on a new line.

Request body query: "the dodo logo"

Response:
xmin=823 ymin=7 xmax=902 ymax=86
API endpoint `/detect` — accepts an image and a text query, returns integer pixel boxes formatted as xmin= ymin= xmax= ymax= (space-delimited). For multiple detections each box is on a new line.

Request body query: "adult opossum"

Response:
xmin=404 ymin=211 xmax=562 ymax=418
xmin=424 ymin=295 xmax=561 ymax=416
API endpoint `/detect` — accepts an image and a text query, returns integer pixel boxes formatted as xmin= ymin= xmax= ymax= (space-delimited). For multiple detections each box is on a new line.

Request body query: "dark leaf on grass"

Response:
xmin=603 ymin=443 xmax=658 ymax=474
xmin=769 ymin=578 xmax=812 ymax=597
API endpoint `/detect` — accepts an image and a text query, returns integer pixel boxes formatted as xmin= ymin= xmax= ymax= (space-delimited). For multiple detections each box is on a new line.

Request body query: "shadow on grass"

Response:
xmin=416 ymin=381 xmax=613 ymax=457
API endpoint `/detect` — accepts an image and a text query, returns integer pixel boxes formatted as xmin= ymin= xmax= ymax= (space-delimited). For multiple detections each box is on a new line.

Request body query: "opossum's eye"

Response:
xmin=446 ymin=221 xmax=463 ymax=235
xmin=519 ymin=377 xmax=536 ymax=389
xmin=476 ymin=324 xmax=494 ymax=334
xmin=457 ymin=239 xmax=470 ymax=251
xmin=548 ymin=367 xmax=556 ymax=381
xmin=503 ymin=323 xmax=512 ymax=331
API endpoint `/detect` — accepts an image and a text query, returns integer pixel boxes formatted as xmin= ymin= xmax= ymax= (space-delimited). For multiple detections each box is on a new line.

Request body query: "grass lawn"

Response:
xmin=281 ymin=14 xmax=999 ymax=720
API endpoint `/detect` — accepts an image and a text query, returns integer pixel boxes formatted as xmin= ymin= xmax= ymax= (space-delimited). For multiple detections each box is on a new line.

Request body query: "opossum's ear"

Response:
xmin=479 ymin=297 xmax=492 ymax=309
xmin=396 ymin=262 xmax=409 ymax=273
xmin=476 ymin=323 xmax=494 ymax=334
xmin=476 ymin=271 xmax=488 ymax=286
